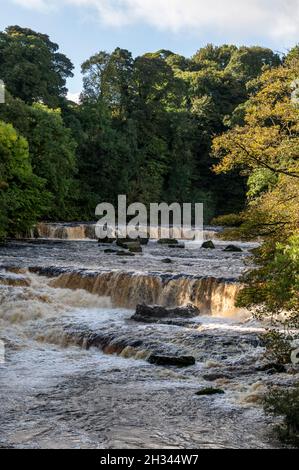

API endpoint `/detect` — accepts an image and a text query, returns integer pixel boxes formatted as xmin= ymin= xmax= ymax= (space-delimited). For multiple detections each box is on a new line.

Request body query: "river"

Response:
xmin=0 ymin=225 xmax=295 ymax=449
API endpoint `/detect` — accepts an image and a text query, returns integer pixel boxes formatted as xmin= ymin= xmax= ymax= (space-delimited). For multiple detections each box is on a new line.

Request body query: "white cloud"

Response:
xmin=13 ymin=0 xmax=55 ymax=11
xmin=67 ymin=91 xmax=81 ymax=103
xmin=12 ymin=0 xmax=299 ymax=42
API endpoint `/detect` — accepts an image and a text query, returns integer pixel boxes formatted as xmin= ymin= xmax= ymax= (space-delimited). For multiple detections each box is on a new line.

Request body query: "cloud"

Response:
xmin=12 ymin=0 xmax=299 ymax=42
xmin=13 ymin=0 xmax=54 ymax=11
xmin=67 ymin=91 xmax=81 ymax=103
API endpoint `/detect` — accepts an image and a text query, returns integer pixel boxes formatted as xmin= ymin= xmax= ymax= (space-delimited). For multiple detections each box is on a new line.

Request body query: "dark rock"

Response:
xmin=195 ymin=388 xmax=225 ymax=396
xmin=116 ymin=238 xmax=135 ymax=248
xmin=161 ymin=258 xmax=173 ymax=264
xmin=223 ymin=245 xmax=243 ymax=253
xmin=98 ymin=237 xmax=115 ymax=244
xmin=148 ymin=355 xmax=196 ymax=367
xmin=138 ymin=237 xmax=149 ymax=246
xmin=202 ymin=373 xmax=232 ymax=382
xmin=128 ymin=243 xmax=143 ymax=253
xmin=132 ymin=304 xmax=200 ymax=323
xmin=201 ymin=240 xmax=215 ymax=249
xmin=256 ymin=363 xmax=286 ymax=374
xmin=168 ymin=244 xmax=185 ymax=249
xmin=158 ymin=238 xmax=178 ymax=245
xmin=104 ymin=249 xmax=119 ymax=254
xmin=117 ymin=238 xmax=142 ymax=252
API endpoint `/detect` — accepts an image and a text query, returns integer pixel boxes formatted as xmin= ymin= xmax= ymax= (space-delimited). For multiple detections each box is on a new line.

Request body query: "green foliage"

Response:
xmin=264 ymin=385 xmax=299 ymax=447
xmin=226 ymin=46 xmax=281 ymax=83
xmin=26 ymin=104 xmax=77 ymax=219
xmin=0 ymin=26 xmax=74 ymax=106
xmin=238 ymin=235 xmax=299 ymax=323
xmin=261 ymin=330 xmax=294 ymax=365
xmin=0 ymin=26 xmax=288 ymax=236
xmin=0 ymin=95 xmax=77 ymax=220
xmin=0 ymin=120 xmax=49 ymax=238
xmin=247 ymin=168 xmax=278 ymax=199
xmin=212 ymin=213 xmax=245 ymax=227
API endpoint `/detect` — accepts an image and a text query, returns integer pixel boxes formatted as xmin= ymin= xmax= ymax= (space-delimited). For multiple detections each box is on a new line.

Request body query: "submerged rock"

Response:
xmin=224 ymin=245 xmax=243 ymax=253
xmin=168 ymin=244 xmax=185 ymax=249
xmin=158 ymin=238 xmax=178 ymax=245
xmin=98 ymin=237 xmax=115 ymax=244
xmin=195 ymin=388 xmax=225 ymax=396
xmin=256 ymin=363 xmax=286 ymax=374
xmin=0 ymin=273 xmax=31 ymax=287
xmin=116 ymin=251 xmax=135 ymax=257
xmin=132 ymin=304 xmax=200 ymax=323
xmin=148 ymin=354 xmax=196 ymax=367
xmin=202 ymin=373 xmax=232 ymax=382
xmin=161 ymin=258 xmax=173 ymax=264
xmin=201 ymin=241 xmax=215 ymax=249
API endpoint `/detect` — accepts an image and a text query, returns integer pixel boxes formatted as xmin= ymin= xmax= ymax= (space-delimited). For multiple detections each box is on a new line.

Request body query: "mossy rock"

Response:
xmin=128 ymin=243 xmax=143 ymax=253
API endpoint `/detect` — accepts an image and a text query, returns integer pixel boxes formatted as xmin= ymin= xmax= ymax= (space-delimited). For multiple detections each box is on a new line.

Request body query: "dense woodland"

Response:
xmin=0 ymin=25 xmax=285 ymax=234
xmin=0 ymin=25 xmax=299 ymax=443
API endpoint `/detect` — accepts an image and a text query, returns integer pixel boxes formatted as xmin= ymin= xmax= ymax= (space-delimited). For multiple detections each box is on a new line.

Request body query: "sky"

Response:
xmin=1 ymin=0 xmax=299 ymax=99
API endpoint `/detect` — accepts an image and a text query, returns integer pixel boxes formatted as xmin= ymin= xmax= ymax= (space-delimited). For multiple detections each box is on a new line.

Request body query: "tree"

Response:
xmin=0 ymin=120 xmax=49 ymax=238
xmin=0 ymin=26 xmax=74 ymax=107
xmin=0 ymin=94 xmax=77 ymax=220
xmin=193 ymin=44 xmax=237 ymax=70
xmin=212 ymin=60 xmax=299 ymax=322
xmin=226 ymin=46 xmax=281 ymax=83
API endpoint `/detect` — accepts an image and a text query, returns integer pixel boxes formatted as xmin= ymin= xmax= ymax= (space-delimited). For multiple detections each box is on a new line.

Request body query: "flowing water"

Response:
xmin=0 ymin=228 xmax=296 ymax=449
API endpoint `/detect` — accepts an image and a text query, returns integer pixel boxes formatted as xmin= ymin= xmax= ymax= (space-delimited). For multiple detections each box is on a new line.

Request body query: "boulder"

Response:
xmin=168 ymin=244 xmax=185 ymax=249
xmin=104 ymin=249 xmax=118 ymax=254
xmin=148 ymin=354 xmax=196 ymax=367
xmin=138 ymin=237 xmax=149 ymax=246
xmin=117 ymin=238 xmax=142 ymax=252
xmin=128 ymin=243 xmax=143 ymax=253
xmin=131 ymin=304 xmax=200 ymax=323
xmin=201 ymin=240 xmax=215 ymax=249
xmin=161 ymin=258 xmax=173 ymax=264
xmin=223 ymin=245 xmax=243 ymax=253
xmin=116 ymin=238 xmax=133 ymax=248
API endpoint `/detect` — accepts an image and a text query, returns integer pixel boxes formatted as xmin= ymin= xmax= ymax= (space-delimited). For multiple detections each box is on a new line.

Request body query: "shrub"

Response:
xmin=264 ymin=385 xmax=299 ymax=447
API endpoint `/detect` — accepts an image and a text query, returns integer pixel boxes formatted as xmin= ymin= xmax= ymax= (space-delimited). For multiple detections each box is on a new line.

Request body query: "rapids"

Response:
xmin=0 ymin=231 xmax=296 ymax=449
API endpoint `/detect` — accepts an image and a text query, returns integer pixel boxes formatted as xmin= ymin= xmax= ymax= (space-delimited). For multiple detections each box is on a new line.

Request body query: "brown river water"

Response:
xmin=0 ymin=225 xmax=297 ymax=449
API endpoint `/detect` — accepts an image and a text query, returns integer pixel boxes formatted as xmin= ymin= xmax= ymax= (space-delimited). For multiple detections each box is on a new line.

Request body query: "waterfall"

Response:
xmin=47 ymin=269 xmax=241 ymax=316
xmin=36 ymin=223 xmax=93 ymax=240
xmin=35 ymin=223 xmax=221 ymax=241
